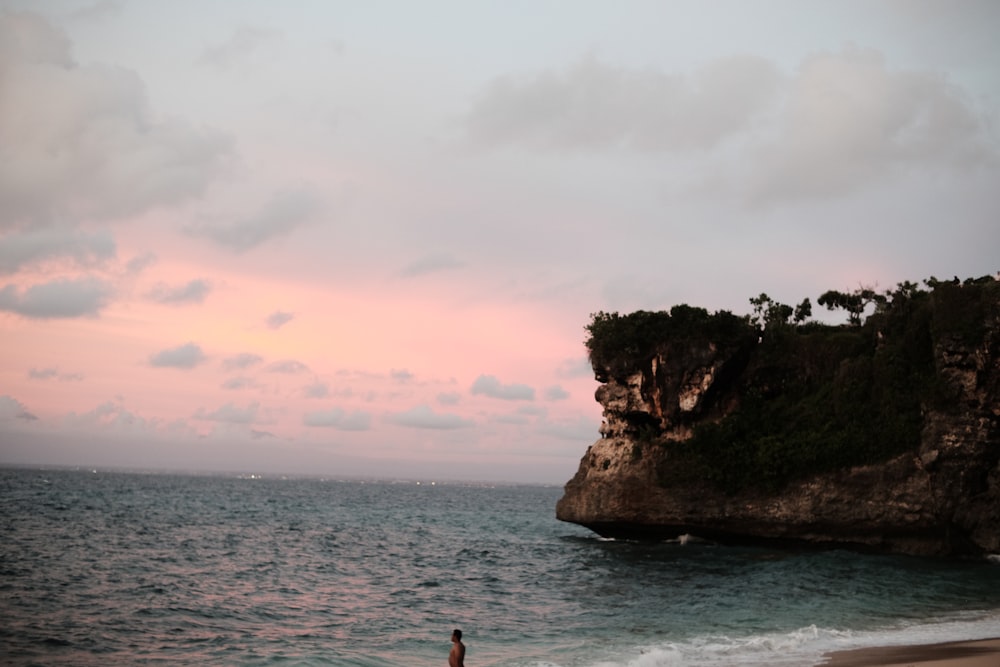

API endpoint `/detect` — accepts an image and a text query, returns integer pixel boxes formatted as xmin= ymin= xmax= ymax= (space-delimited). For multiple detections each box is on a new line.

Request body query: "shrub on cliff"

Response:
xmin=600 ymin=275 xmax=999 ymax=494
xmin=585 ymin=306 xmax=752 ymax=378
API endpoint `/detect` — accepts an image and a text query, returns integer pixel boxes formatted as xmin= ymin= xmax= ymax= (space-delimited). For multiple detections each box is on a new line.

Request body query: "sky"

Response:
xmin=1 ymin=0 xmax=998 ymax=483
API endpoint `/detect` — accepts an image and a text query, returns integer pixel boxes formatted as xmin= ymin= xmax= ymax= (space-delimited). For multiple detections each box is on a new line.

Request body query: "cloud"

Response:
xmin=557 ymin=357 xmax=595 ymax=379
xmin=495 ymin=405 xmax=548 ymax=425
xmin=465 ymin=54 xmax=780 ymax=153
xmin=189 ymin=189 xmax=322 ymax=252
xmin=0 ymin=395 xmax=37 ymax=422
xmin=65 ymin=400 xmax=145 ymax=429
xmin=221 ymin=376 xmax=255 ymax=390
xmin=0 ymin=10 xmax=71 ymax=67
xmin=149 ymin=342 xmax=206 ymax=369
xmin=198 ymin=26 xmax=280 ymax=68
xmin=398 ymin=252 xmax=465 ymax=278
xmin=70 ymin=1 xmax=122 ymax=22
xmin=544 ymin=385 xmax=570 ymax=401
xmin=0 ymin=226 xmax=116 ymax=274
xmin=266 ymin=359 xmax=309 ymax=374
xmin=465 ymin=48 xmax=995 ymax=204
xmin=28 ymin=367 xmax=83 ymax=381
xmin=194 ymin=402 xmax=259 ymax=424
xmin=518 ymin=404 xmax=548 ymax=417
xmin=0 ymin=11 xmax=233 ymax=229
xmin=386 ymin=405 xmax=474 ymax=430
xmin=265 ymin=310 xmax=294 ymax=329
xmin=390 ymin=368 xmax=414 ymax=382
xmin=303 ymin=381 xmax=329 ymax=398
xmin=742 ymin=46 xmax=994 ymax=203
xmin=0 ymin=277 xmax=111 ymax=318
xmin=471 ymin=374 xmax=535 ymax=401
xmin=221 ymin=353 xmax=263 ymax=371
xmin=437 ymin=392 xmax=461 ymax=405
xmin=126 ymin=252 xmax=156 ymax=275
xmin=302 ymin=407 xmax=371 ymax=431
xmin=538 ymin=415 xmax=602 ymax=442
xmin=494 ymin=412 xmax=529 ymax=425
xmin=148 ymin=279 xmax=211 ymax=305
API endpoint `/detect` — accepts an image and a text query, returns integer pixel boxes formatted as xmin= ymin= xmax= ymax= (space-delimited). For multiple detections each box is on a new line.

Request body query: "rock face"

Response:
xmin=557 ymin=280 xmax=1000 ymax=557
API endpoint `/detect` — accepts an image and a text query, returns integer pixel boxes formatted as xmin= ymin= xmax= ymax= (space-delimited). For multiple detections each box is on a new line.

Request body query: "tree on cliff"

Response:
xmin=748 ymin=294 xmax=812 ymax=331
xmin=817 ymin=287 xmax=885 ymax=326
xmin=586 ymin=306 xmax=751 ymax=377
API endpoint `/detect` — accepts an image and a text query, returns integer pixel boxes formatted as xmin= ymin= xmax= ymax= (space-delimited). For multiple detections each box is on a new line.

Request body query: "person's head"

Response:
xmin=452 ymin=629 xmax=462 ymax=642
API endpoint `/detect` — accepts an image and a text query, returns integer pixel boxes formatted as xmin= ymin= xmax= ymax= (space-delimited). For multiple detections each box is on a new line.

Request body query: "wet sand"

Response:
xmin=819 ymin=638 xmax=1000 ymax=667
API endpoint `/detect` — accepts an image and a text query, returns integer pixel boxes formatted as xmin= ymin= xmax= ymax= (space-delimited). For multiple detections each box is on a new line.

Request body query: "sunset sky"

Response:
xmin=2 ymin=0 xmax=998 ymax=483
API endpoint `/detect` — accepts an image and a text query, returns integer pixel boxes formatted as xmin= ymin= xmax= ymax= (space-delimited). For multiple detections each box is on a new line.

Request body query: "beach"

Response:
xmin=820 ymin=638 xmax=1000 ymax=667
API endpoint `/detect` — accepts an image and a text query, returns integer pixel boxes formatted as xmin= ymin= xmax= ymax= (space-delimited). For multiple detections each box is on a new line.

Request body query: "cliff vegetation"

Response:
xmin=584 ymin=275 xmax=999 ymax=495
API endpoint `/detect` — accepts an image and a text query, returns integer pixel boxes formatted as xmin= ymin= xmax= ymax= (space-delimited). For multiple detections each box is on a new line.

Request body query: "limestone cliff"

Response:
xmin=556 ymin=277 xmax=1000 ymax=557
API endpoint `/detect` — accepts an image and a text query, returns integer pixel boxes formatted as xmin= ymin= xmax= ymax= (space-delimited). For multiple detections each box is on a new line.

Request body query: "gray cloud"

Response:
xmin=303 ymin=381 xmax=329 ymax=398
xmin=198 ymin=26 xmax=280 ymax=68
xmin=64 ymin=400 xmax=144 ymax=429
xmin=471 ymin=374 xmax=535 ymax=401
xmin=266 ymin=360 xmax=309 ymax=374
xmin=518 ymin=404 xmax=548 ymax=417
xmin=0 ymin=227 xmax=116 ymax=274
xmin=466 ymin=48 xmax=995 ymax=205
xmin=0 ymin=277 xmax=111 ymax=318
xmin=29 ymin=367 xmax=83 ymax=381
xmin=743 ymin=46 xmax=995 ymax=204
xmin=221 ymin=376 xmax=255 ymax=390
xmin=148 ymin=279 xmax=211 ymax=305
xmin=265 ymin=310 xmax=294 ymax=329
xmin=194 ymin=402 xmax=259 ymax=424
xmin=386 ymin=405 xmax=474 ymax=430
xmin=465 ymin=54 xmax=780 ymax=153
xmin=494 ymin=404 xmax=547 ymax=424
xmin=538 ymin=416 xmax=602 ymax=441
xmin=437 ymin=392 xmax=461 ymax=405
xmin=0 ymin=395 xmax=37 ymax=422
xmin=556 ymin=357 xmax=594 ymax=379
xmin=398 ymin=253 xmax=465 ymax=278
xmin=494 ymin=412 xmax=529 ymax=425
xmin=544 ymin=385 xmax=570 ymax=401
xmin=0 ymin=11 xmax=71 ymax=67
xmin=221 ymin=353 xmax=263 ymax=372
xmin=0 ymin=11 xmax=232 ymax=229
xmin=126 ymin=252 xmax=157 ymax=275
xmin=390 ymin=368 xmax=414 ymax=382
xmin=149 ymin=342 xmax=206 ymax=369
xmin=302 ymin=408 xmax=371 ymax=431
xmin=190 ymin=189 xmax=322 ymax=252
xmin=70 ymin=1 xmax=123 ymax=22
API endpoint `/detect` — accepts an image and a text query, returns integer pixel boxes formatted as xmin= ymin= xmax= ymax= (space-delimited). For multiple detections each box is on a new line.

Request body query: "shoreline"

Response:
xmin=818 ymin=638 xmax=1000 ymax=667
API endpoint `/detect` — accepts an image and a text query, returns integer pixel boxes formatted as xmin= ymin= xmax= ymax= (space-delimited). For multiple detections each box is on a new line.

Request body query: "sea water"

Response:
xmin=2 ymin=467 xmax=999 ymax=666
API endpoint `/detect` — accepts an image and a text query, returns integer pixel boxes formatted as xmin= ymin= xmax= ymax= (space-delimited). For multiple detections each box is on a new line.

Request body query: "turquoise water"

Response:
xmin=2 ymin=467 xmax=999 ymax=666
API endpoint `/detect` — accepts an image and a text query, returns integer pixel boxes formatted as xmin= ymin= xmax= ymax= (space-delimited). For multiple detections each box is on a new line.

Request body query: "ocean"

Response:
xmin=2 ymin=467 xmax=998 ymax=666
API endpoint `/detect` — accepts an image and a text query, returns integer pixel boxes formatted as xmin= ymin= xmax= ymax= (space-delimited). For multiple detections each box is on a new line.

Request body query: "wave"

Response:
xmin=511 ymin=611 xmax=1000 ymax=667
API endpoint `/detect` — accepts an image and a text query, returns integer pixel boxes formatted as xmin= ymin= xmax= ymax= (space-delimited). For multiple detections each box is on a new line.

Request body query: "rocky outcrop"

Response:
xmin=557 ymin=279 xmax=1000 ymax=557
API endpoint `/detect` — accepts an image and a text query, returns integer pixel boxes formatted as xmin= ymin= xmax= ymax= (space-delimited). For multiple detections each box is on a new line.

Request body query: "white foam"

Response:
xmin=561 ymin=612 xmax=1000 ymax=667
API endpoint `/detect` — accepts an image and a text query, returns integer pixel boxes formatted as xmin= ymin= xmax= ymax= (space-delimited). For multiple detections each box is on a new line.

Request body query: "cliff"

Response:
xmin=556 ymin=277 xmax=1000 ymax=557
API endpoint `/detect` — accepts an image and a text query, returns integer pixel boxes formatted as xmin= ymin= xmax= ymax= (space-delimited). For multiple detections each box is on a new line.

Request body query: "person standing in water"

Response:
xmin=449 ymin=629 xmax=465 ymax=667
